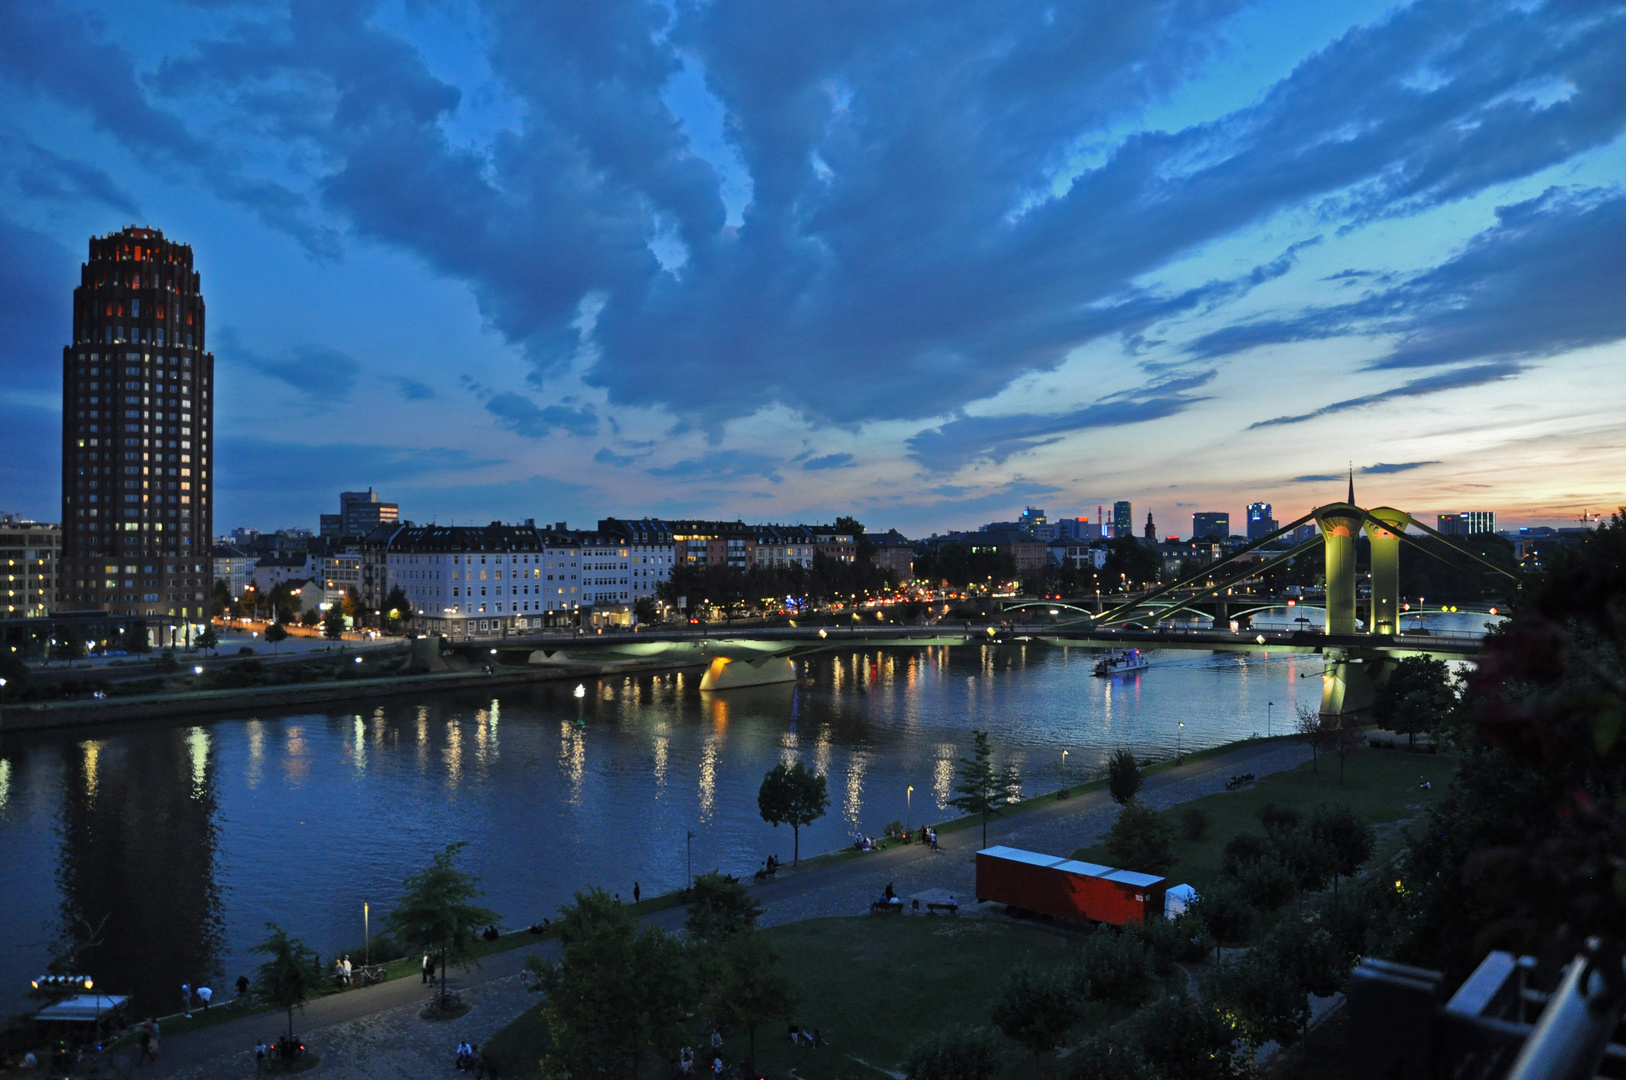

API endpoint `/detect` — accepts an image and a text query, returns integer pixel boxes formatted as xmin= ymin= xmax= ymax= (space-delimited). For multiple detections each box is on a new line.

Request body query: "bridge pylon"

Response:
xmin=1365 ymin=507 xmax=1408 ymax=636
xmin=1314 ymin=503 xmax=1365 ymax=637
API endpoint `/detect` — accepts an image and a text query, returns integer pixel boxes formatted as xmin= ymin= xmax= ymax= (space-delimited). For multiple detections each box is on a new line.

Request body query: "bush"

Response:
xmin=1104 ymin=801 xmax=1176 ymax=874
xmin=1126 ymin=913 xmax=1205 ymax=976
xmin=1068 ymin=1032 xmax=1156 ymax=1080
xmin=1191 ymin=880 xmax=1258 ymax=958
xmin=1072 ymin=930 xmax=1157 ymax=1016
xmin=992 ymin=966 xmax=1080 ymax=1070
xmin=883 ymin=819 xmax=906 ymax=840
xmin=1220 ymin=833 xmax=1268 ymax=878
xmin=902 ymin=1026 xmax=1002 ymax=1080
xmin=1126 ymin=994 xmax=1241 ymax=1080
xmin=238 ymin=646 xmax=255 ymax=655
xmin=1108 ymin=749 xmax=1144 ymax=805
xmin=1180 ymin=806 xmax=1209 ymax=842
xmin=1236 ymin=857 xmax=1297 ymax=912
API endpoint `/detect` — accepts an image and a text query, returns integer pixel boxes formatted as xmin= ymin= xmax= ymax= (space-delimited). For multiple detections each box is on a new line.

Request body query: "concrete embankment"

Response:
xmin=0 ymin=657 xmax=707 ymax=733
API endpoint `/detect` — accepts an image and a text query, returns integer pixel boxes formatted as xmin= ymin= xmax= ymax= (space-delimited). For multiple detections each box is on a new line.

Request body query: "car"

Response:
xmin=1121 ymin=621 xmax=1150 ymax=631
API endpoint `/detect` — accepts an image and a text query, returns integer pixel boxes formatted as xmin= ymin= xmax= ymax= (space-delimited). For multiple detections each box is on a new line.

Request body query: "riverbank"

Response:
xmin=0 ymin=655 xmax=708 ymax=733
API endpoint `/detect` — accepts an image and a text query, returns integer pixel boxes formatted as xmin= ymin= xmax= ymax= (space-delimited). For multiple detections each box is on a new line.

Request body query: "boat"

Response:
xmin=1093 ymin=649 xmax=1149 ymax=677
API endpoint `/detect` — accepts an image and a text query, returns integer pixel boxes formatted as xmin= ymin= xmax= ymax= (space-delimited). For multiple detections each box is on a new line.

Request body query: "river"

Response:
xmin=0 ymin=614 xmax=1491 ymax=1018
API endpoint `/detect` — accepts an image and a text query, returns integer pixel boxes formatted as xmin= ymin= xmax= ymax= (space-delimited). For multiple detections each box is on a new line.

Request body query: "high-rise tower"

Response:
xmin=59 ymin=226 xmax=215 ymax=619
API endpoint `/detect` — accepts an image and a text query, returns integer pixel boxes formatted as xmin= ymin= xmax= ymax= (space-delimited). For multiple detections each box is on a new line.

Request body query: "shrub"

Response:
xmin=1126 ymin=994 xmax=1241 ymax=1080
xmin=992 ymin=966 xmax=1081 ymax=1071
xmin=1220 ymin=833 xmax=1268 ymax=878
xmin=1108 ymin=749 xmax=1144 ymax=805
xmin=1068 ymin=1032 xmax=1156 ymax=1080
xmin=1180 ymin=806 xmax=1209 ymax=842
xmin=902 ymin=1027 xmax=1002 ymax=1080
xmin=1104 ymin=801 xmax=1176 ymax=874
xmin=1236 ymin=857 xmax=1297 ymax=912
xmin=1072 ymin=930 xmax=1157 ymax=1016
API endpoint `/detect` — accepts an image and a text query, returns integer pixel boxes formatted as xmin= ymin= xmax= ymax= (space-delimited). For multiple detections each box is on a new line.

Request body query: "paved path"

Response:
xmin=145 ymin=739 xmax=1310 ymax=1078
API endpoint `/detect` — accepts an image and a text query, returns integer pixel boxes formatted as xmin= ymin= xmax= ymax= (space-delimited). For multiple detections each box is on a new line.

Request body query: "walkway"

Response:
xmin=147 ymin=738 xmax=1310 ymax=1078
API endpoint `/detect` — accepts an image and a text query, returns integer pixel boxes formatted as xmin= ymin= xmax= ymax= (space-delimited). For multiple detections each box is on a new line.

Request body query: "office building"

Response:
xmin=1438 ymin=511 xmax=1497 ymax=536
xmin=59 ymin=226 xmax=214 ymax=619
xmin=1112 ymin=501 xmax=1133 ymax=539
xmin=1055 ymin=517 xmax=1100 ymax=542
xmin=1 ymin=516 xmax=61 ymax=617
xmin=386 ymin=522 xmax=577 ymax=638
xmin=1192 ymin=512 xmax=1230 ymax=540
xmin=1247 ymin=502 xmax=1278 ymax=541
xmin=320 ymin=488 xmax=400 ymax=539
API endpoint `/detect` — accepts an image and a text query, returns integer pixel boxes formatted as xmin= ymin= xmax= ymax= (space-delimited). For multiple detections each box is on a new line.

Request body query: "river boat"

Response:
xmin=1093 ymin=649 xmax=1149 ymax=677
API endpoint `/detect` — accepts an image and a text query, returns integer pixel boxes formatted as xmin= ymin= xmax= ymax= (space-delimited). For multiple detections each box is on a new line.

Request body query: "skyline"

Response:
xmin=2 ymin=1 xmax=1624 ymax=535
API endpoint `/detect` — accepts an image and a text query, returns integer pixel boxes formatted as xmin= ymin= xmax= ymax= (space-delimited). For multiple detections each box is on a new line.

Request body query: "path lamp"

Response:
xmin=907 ymin=785 xmax=913 ymax=834
xmin=1177 ymin=721 xmax=1184 ymax=761
xmin=1268 ymin=701 xmax=1274 ymax=737
xmin=1062 ymin=749 xmax=1069 ymax=772
xmin=364 ymin=902 xmax=370 ymax=966
xmin=687 ymin=830 xmax=694 ymax=890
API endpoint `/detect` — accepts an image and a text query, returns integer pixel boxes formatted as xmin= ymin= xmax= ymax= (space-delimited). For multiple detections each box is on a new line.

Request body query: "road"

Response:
xmin=142 ymin=738 xmax=1311 ymax=1079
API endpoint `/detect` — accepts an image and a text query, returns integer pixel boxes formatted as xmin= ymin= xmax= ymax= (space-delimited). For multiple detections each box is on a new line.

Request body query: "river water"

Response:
xmin=0 ymin=615 xmax=1491 ymax=1018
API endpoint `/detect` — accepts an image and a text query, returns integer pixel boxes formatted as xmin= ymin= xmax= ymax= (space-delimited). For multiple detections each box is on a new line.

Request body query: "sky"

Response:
xmin=2 ymin=0 xmax=1624 ymax=538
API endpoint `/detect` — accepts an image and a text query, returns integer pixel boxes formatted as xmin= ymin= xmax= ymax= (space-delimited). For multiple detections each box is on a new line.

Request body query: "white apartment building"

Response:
xmin=386 ymin=523 xmax=579 ymax=639
xmin=211 ymin=543 xmax=257 ymax=599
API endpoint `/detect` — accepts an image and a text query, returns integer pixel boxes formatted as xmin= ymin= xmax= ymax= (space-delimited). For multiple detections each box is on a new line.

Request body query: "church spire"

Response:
xmin=1348 ymin=464 xmax=1355 ymax=506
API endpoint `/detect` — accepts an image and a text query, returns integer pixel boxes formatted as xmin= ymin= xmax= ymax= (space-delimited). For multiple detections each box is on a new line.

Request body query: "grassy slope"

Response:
xmin=1073 ymin=745 xmax=1457 ymax=892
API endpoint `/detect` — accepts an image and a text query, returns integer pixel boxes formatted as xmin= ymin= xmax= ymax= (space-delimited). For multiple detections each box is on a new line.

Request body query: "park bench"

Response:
xmin=1224 ymin=773 xmax=1256 ymax=791
xmin=870 ymin=900 xmax=904 ymax=915
xmin=925 ymin=902 xmax=959 ymax=916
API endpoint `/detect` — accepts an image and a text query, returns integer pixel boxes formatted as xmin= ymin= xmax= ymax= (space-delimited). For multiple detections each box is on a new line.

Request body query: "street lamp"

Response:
xmin=1267 ymin=701 xmax=1275 ymax=738
xmin=906 ymin=785 xmax=913 ymax=833
xmin=1177 ymin=721 xmax=1184 ymax=761
xmin=574 ymin=683 xmax=586 ymax=727
xmin=1061 ymin=749 xmax=1069 ymax=771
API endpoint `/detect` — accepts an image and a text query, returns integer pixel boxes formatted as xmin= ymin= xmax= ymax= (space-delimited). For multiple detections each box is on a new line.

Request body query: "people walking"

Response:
xmin=633 ymin=881 xmax=641 ymax=903
xmin=236 ymin=974 xmax=250 ymax=1000
xmin=182 ymin=983 xmax=192 ymax=1018
xmin=422 ymin=952 xmax=433 ymax=984
xmin=197 ymin=985 xmax=212 ymax=1011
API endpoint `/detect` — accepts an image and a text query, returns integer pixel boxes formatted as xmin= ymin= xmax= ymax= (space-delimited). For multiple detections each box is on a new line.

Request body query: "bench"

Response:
xmin=925 ymin=902 xmax=960 ymax=916
xmin=870 ymin=900 xmax=904 ymax=915
xmin=1224 ymin=773 xmax=1256 ymax=791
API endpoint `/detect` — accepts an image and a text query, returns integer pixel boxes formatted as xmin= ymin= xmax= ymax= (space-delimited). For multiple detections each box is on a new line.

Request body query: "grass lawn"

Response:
xmin=1073 ymin=744 xmax=1458 ymax=892
xmin=484 ymin=915 xmax=1139 ymax=1079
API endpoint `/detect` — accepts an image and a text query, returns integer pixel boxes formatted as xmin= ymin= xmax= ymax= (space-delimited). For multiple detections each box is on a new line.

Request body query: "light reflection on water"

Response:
xmin=0 ymin=620 xmax=1501 ymax=1018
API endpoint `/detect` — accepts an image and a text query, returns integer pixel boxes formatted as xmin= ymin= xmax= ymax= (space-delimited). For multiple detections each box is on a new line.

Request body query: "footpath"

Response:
xmin=147 ymin=738 xmax=1310 ymax=1079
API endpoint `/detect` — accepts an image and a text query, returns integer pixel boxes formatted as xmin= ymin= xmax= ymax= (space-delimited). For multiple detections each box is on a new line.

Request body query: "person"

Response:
xmin=137 ymin=1020 xmax=155 ymax=1064
xmin=884 ymin=882 xmax=895 ymax=901
xmin=334 ymin=957 xmax=347 ymax=986
xmin=422 ymin=952 xmax=434 ymax=984
xmin=930 ymin=828 xmax=939 ymax=851
xmin=812 ymin=1028 xmax=823 ymax=1048
xmin=712 ymin=1053 xmax=724 ymax=1076
xmin=614 ymin=893 xmax=622 ymax=904
xmin=788 ymin=1023 xmax=801 ymax=1044
xmin=198 ymin=985 xmax=213 ymax=1010
xmin=236 ymin=974 xmax=250 ymax=999
xmin=456 ymin=1040 xmax=470 ymax=1069
xmin=946 ymin=894 xmax=959 ymax=911
xmin=255 ymin=1039 xmax=267 ymax=1072
xmin=710 ymin=1025 xmax=722 ymax=1049
xmin=182 ymin=983 xmax=192 ymax=1018
xmin=633 ymin=881 xmax=641 ymax=903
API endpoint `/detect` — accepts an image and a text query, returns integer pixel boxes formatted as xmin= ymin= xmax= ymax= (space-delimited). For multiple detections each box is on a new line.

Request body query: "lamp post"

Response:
xmin=0 ymin=676 xmax=6 ymax=711
xmin=686 ymin=830 xmax=694 ymax=891
xmin=574 ymin=683 xmax=586 ymax=727
xmin=1268 ymin=701 xmax=1275 ymax=738
xmin=364 ymin=902 xmax=370 ymax=966
xmin=1062 ymin=749 xmax=1069 ymax=772
xmin=906 ymin=785 xmax=913 ymax=833
xmin=1177 ymin=721 xmax=1184 ymax=761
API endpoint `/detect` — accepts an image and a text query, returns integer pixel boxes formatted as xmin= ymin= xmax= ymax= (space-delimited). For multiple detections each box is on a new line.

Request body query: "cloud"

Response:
xmin=646 ymin=450 xmax=783 ymax=482
xmin=1248 ymin=361 xmax=1522 ymax=428
xmin=485 ymin=392 xmax=599 ymax=438
xmin=0 ymin=215 xmax=73 ymax=395
xmin=908 ymin=371 xmax=1215 ymax=471
xmin=216 ymin=329 xmax=362 ymax=403
xmin=1291 ymin=474 xmax=1344 ymax=483
xmin=594 ymin=447 xmax=638 ymax=467
xmin=395 ymin=378 xmax=435 ymax=400
xmin=801 ymin=453 xmax=854 ymax=471
xmin=0 ymin=130 xmax=139 ymax=214
xmin=1361 ymin=461 xmax=1439 ymax=475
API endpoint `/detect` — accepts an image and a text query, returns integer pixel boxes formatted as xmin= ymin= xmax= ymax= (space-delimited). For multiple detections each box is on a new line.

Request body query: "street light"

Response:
xmin=906 ymin=785 xmax=913 ymax=833
xmin=1177 ymin=721 xmax=1184 ymax=760
xmin=1268 ymin=701 xmax=1275 ymax=738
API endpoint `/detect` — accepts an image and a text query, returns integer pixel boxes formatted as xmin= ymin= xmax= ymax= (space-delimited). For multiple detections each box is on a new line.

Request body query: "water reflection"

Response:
xmin=5 ymin=635 xmax=1458 ymax=1021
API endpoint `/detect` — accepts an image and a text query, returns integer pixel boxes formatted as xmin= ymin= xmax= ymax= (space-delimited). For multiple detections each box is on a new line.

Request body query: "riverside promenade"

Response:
xmin=144 ymin=738 xmax=1311 ymax=1080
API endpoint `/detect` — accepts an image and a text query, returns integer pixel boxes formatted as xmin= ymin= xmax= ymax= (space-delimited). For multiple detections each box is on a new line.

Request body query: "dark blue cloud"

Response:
xmin=1248 ymin=361 xmax=1522 ymax=428
xmin=0 ymin=216 xmax=73 ymax=394
xmin=801 ymin=453 xmax=854 ymax=471
xmin=486 ymin=393 xmax=599 ymax=438
xmin=1291 ymin=474 xmax=1344 ymax=483
xmin=1362 ymin=461 xmax=1439 ymax=475
xmin=647 ymin=450 xmax=782 ymax=482
xmin=216 ymin=328 xmax=362 ymax=403
xmin=907 ymin=371 xmax=1215 ymax=472
xmin=1 ymin=130 xmax=139 ymax=214
xmin=395 ymin=378 xmax=435 ymax=400
xmin=593 ymin=447 xmax=638 ymax=466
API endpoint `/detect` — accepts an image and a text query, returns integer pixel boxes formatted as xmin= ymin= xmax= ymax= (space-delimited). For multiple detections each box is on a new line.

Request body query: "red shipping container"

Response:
xmin=976 ymin=846 xmax=1167 ymax=926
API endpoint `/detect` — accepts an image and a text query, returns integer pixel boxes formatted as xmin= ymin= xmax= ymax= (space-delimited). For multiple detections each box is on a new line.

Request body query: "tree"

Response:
xmin=211 ymin=578 xmax=234 ymax=619
xmin=1310 ymin=803 xmax=1376 ymax=891
xmin=323 ymin=607 xmax=345 ymax=640
xmin=250 ymin=923 xmax=319 ymax=1039
xmin=1325 ymin=712 xmax=1364 ymax=784
xmin=1072 ymin=930 xmax=1157 ymax=1018
xmin=1294 ymin=705 xmax=1328 ymax=772
xmin=1191 ymin=880 xmax=1259 ymax=965
xmin=633 ymin=596 xmax=659 ymax=625
xmin=991 ymin=965 xmax=1080 ymax=1073
xmin=383 ymin=585 xmax=413 ymax=623
xmin=949 ymin=729 xmax=1019 ymax=847
xmin=1261 ymin=917 xmax=1347 ymax=1001
xmin=685 ymin=870 xmax=763 ymax=945
xmin=903 ymin=1027 xmax=1003 ymax=1080
xmin=1205 ymin=949 xmax=1310 ymax=1057
xmin=1067 ymin=1033 xmax=1156 ymax=1080
xmin=1107 ymin=748 xmax=1144 ymax=805
xmin=1126 ymin=994 xmax=1242 ymax=1080
xmin=1103 ymin=800 xmax=1176 ymax=874
xmin=1101 ymin=535 xmax=1161 ymax=590
xmin=530 ymin=888 xmax=697 ymax=1080
xmin=834 ymin=515 xmax=876 ymax=561
xmin=196 ymin=627 xmax=218 ymax=654
xmin=1373 ymin=655 xmax=1456 ymax=747
xmin=264 ymin=621 xmax=288 ymax=655
xmin=704 ymin=931 xmax=793 ymax=1062
xmin=385 ymin=842 xmax=500 ymax=1005
xmin=756 ymin=761 xmax=830 ymax=864
xmin=342 ymin=586 xmax=362 ymax=620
